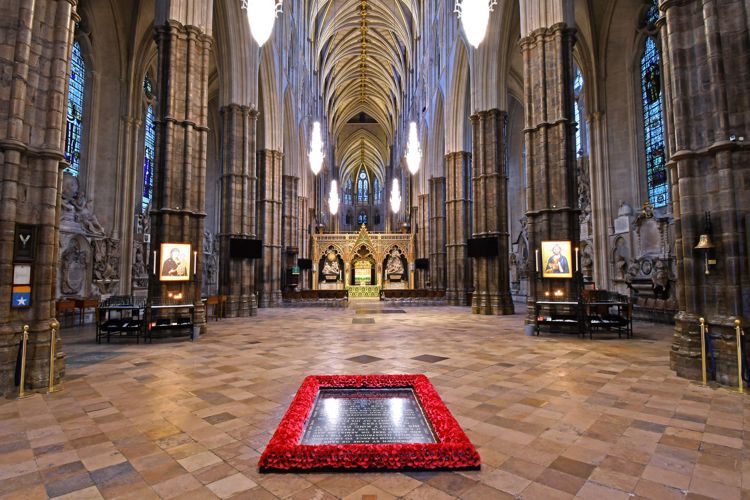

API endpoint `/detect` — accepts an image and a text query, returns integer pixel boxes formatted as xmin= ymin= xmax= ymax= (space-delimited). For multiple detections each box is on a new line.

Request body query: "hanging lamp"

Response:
xmin=242 ymin=0 xmax=283 ymax=47
xmin=454 ymin=0 xmax=497 ymax=49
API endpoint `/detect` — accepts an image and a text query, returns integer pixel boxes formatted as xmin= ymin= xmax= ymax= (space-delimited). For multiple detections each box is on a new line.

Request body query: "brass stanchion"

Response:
xmin=736 ymin=320 xmax=744 ymax=394
xmin=699 ymin=318 xmax=708 ymax=386
xmin=17 ymin=325 xmax=32 ymax=399
xmin=48 ymin=319 xmax=62 ymax=393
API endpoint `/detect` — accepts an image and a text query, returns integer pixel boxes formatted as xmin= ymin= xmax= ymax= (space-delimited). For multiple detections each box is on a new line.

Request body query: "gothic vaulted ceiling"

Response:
xmin=309 ymin=0 xmax=419 ymax=182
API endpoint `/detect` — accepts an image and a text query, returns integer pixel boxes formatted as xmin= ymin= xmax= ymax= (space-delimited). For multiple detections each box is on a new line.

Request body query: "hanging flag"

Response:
xmin=11 ymin=286 xmax=31 ymax=308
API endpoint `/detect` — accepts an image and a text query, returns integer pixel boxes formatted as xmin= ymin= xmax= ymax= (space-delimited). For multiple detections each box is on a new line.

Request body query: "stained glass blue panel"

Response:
xmin=142 ymin=104 xmax=156 ymax=212
xmin=357 ymin=169 xmax=369 ymax=203
xmin=641 ymin=36 xmax=668 ymax=207
xmin=645 ymin=0 xmax=659 ymax=28
xmin=64 ymin=41 xmax=85 ymax=177
xmin=574 ymin=68 xmax=584 ymax=157
xmin=357 ymin=211 xmax=367 ymax=226
xmin=344 ymin=177 xmax=353 ymax=205
xmin=374 ymin=178 xmax=381 ymax=204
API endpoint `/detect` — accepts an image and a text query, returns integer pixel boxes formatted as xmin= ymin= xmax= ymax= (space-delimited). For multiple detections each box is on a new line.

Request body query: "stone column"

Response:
xmin=520 ymin=13 xmax=579 ymax=323
xmin=470 ymin=110 xmax=514 ymax=315
xmin=0 ymin=0 xmax=77 ymax=395
xmin=445 ymin=152 xmax=472 ymax=305
xmin=429 ymin=177 xmax=447 ymax=290
xmin=298 ymin=195 xmax=309 ymax=288
xmin=218 ymin=105 xmax=257 ymax=317
xmin=257 ymin=149 xmax=283 ymax=307
xmin=149 ymin=4 xmax=213 ymax=332
xmin=665 ymin=0 xmax=750 ymax=385
xmin=282 ymin=175 xmax=299 ymax=289
xmin=417 ymin=193 xmax=429 ymax=288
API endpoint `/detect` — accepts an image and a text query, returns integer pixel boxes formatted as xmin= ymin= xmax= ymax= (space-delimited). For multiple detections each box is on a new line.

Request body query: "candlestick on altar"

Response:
xmin=535 ymin=249 xmax=540 ymax=272
xmin=153 ymin=250 xmax=157 ymax=275
xmin=193 ymin=251 xmax=198 ymax=276
xmin=575 ymin=247 xmax=579 ymax=272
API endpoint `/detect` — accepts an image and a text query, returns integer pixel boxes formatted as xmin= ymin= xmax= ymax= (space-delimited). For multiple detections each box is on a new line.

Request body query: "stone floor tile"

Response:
xmin=206 ymin=472 xmax=257 ymax=499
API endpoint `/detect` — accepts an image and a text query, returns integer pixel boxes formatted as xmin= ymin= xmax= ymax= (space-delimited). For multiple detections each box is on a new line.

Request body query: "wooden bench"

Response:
xmin=380 ymin=289 xmax=447 ymax=306
xmin=282 ymin=290 xmax=348 ymax=307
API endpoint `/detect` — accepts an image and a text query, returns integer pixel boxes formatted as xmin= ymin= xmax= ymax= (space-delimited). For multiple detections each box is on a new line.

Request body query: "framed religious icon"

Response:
xmin=541 ymin=241 xmax=573 ymax=279
xmin=159 ymin=243 xmax=191 ymax=281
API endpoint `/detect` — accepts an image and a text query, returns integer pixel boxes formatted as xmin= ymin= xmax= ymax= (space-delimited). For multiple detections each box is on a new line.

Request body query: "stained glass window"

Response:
xmin=374 ymin=178 xmax=381 ymax=204
xmin=358 ymin=211 xmax=368 ymax=226
xmin=573 ymin=67 xmax=585 ymax=158
xmin=640 ymin=36 xmax=668 ymax=207
xmin=645 ymin=0 xmax=659 ymax=29
xmin=357 ymin=169 xmax=369 ymax=203
xmin=64 ymin=41 xmax=85 ymax=177
xmin=142 ymin=102 xmax=156 ymax=212
xmin=344 ymin=177 xmax=353 ymax=205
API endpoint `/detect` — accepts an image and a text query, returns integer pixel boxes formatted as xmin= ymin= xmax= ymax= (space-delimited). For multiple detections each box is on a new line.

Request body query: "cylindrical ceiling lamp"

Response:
xmin=454 ymin=0 xmax=498 ymax=49
xmin=390 ymin=178 xmax=401 ymax=214
xmin=406 ymin=122 xmax=422 ymax=175
xmin=309 ymin=121 xmax=325 ymax=175
xmin=328 ymin=180 xmax=340 ymax=215
xmin=243 ymin=0 xmax=283 ymax=48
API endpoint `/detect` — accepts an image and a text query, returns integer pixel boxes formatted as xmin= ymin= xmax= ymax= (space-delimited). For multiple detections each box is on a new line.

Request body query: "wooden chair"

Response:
xmin=56 ymin=299 xmax=77 ymax=328
xmin=205 ymin=295 xmax=221 ymax=321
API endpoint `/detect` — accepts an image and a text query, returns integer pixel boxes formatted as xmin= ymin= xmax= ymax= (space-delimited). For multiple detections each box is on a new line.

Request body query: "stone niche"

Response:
xmin=58 ymin=173 xmax=120 ymax=301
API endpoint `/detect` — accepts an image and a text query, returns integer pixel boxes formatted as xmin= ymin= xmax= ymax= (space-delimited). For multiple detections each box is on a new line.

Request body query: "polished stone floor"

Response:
xmin=1 ymin=302 xmax=748 ymax=499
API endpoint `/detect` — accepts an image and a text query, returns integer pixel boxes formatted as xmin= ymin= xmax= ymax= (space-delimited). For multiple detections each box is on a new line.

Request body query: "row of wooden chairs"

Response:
xmin=380 ymin=289 xmax=447 ymax=306
xmin=282 ymin=290 xmax=348 ymax=307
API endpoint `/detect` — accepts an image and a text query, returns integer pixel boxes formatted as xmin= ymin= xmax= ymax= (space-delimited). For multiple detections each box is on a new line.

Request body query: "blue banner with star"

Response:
xmin=11 ymin=286 xmax=31 ymax=308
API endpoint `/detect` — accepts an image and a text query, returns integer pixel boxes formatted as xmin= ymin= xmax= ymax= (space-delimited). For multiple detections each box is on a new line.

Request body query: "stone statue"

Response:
xmin=509 ymin=253 xmax=519 ymax=284
xmin=322 ymin=252 xmax=340 ymax=275
xmin=132 ymin=242 xmax=149 ymax=288
xmin=59 ymin=172 xmax=106 ymax=236
xmin=385 ymin=248 xmax=404 ymax=275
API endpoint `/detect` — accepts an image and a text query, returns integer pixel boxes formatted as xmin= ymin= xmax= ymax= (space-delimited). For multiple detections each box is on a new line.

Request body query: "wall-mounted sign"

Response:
xmin=13 ymin=264 xmax=31 ymax=285
xmin=11 ymin=285 xmax=31 ymax=308
xmin=13 ymin=225 xmax=36 ymax=262
xmin=541 ymin=241 xmax=573 ymax=279
xmin=159 ymin=243 xmax=191 ymax=281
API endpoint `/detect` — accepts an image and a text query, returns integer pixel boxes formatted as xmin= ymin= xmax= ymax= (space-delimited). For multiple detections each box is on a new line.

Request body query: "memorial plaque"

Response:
xmin=300 ymin=388 xmax=436 ymax=445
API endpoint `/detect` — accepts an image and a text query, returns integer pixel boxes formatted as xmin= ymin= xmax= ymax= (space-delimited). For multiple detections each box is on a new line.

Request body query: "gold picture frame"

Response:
xmin=159 ymin=243 xmax=191 ymax=281
xmin=541 ymin=241 xmax=573 ymax=279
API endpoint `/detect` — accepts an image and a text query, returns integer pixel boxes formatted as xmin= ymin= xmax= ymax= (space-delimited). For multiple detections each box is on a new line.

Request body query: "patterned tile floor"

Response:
xmin=1 ymin=302 xmax=749 ymax=499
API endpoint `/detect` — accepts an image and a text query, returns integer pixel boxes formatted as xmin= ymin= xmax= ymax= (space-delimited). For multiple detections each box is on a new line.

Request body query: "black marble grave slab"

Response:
xmin=300 ymin=388 xmax=436 ymax=445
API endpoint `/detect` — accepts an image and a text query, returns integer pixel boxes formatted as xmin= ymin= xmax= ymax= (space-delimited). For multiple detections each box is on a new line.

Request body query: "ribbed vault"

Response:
xmin=310 ymin=0 xmax=418 ymax=184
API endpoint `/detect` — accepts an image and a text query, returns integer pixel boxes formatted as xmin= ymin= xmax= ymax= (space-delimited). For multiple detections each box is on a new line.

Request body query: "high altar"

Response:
xmin=312 ymin=225 xmax=415 ymax=295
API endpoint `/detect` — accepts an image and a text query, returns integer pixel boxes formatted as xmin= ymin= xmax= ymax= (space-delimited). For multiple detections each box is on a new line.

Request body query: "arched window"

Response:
xmin=373 ymin=177 xmax=381 ymax=204
xmin=64 ymin=40 xmax=86 ymax=177
xmin=344 ymin=177 xmax=353 ymax=205
xmin=142 ymin=76 xmax=156 ymax=212
xmin=357 ymin=169 xmax=369 ymax=203
xmin=639 ymin=0 xmax=668 ymax=208
xmin=357 ymin=210 xmax=368 ymax=226
xmin=573 ymin=67 xmax=586 ymax=158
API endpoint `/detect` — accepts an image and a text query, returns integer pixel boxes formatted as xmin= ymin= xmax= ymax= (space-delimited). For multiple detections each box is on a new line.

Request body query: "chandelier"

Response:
xmin=390 ymin=178 xmax=401 ymax=213
xmin=309 ymin=121 xmax=325 ymax=175
xmin=242 ymin=0 xmax=283 ymax=47
xmin=454 ymin=0 xmax=497 ymax=48
xmin=328 ymin=180 xmax=340 ymax=215
xmin=405 ymin=122 xmax=422 ymax=175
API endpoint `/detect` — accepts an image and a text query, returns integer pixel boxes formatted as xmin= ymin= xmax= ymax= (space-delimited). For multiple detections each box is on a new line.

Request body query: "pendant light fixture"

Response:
xmin=309 ymin=121 xmax=325 ymax=175
xmin=454 ymin=0 xmax=497 ymax=49
xmin=242 ymin=0 xmax=283 ymax=47
xmin=328 ymin=180 xmax=340 ymax=216
xmin=405 ymin=122 xmax=422 ymax=175
xmin=390 ymin=178 xmax=401 ymax=214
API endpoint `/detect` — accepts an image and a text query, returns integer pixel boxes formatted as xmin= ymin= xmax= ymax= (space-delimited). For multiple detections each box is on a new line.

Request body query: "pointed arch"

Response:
xmin=445 ymin=39 xmax=471 ymax=153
